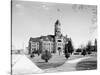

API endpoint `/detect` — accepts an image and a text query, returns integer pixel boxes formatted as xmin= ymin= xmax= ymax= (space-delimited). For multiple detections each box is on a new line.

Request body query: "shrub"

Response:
xmin=30 ymin=54 xmax=35 ymax=58
xmin=87 ymin=51 xmax=92 ymax=54
xmin=67 ymin=38 xmax=74 ymax=55
xmin=41 ymin=50 xmax=52 ymax=62
xmin=65 ymin=53 xmax=70 ymax=59
xmin=81 ymin=50 xmax=87 ymax=56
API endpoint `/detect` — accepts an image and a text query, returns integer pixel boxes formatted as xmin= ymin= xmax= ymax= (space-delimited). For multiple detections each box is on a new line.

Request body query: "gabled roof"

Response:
xmin=29 ymin=35 xmax=55 ymax=42
xmin=29 ymin=37 xmax=40 ymax=42
xmin=40 ymin=35 xmax=54 ymax=42
xmin=55 ymin=19 xmax=61 ymax=25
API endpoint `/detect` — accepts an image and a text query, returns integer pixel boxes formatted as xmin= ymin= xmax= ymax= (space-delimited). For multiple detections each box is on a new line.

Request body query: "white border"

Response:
xmin=0 ymin=0 xmax=99 ymax=75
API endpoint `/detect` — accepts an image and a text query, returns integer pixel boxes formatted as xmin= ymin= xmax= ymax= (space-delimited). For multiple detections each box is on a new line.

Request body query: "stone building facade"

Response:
xmin=28 ymin=37 xmax=41 ymax=54
xmin=28 ymin=19 xmax=68 ymax=54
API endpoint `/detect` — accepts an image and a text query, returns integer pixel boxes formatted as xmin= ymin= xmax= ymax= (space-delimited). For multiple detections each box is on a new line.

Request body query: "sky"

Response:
xmin=12 ymin=0 xmax=97 ymax=49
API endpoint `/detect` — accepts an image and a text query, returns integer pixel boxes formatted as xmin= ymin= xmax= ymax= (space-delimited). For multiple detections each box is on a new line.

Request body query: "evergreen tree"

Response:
xmin=41 ymin=50 xmax=52 ymax=63
xmin=94 ymin=39 xmax=97 ymax=52
xmin=81 ymin=49 xmax=87 ymax=56
xmin=67 ymin=38 xmax=74 ymax=54
xmin=86 ymin=41 xmax=92 ymax=54
xmin=64 ymin=43 xmax=70 ymax=59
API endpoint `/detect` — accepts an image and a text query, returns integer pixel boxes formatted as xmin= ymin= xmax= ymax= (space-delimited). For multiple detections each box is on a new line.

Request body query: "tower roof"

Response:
xmin=55 ymin=19 xmax=61 ymax=25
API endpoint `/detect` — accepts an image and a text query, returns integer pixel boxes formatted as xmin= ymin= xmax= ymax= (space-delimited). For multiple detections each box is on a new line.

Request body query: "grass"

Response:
xmin=28 ymin=53 xmax=67 ymax=69
xmin=28 ymin=52 xmax=97 ymax=70
xmin=29 ymin=54 xmax=86 ymax=69
xmin=76 ymin=57 xmax=97 ymax=70
xmin=36 ymin=62 xmax=65 ymax=69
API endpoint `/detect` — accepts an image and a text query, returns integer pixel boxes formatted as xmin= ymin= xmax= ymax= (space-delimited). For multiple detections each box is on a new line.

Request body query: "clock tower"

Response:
xmin=54 ymin=19 xmax=64 ymax=55
xmin=55 ymin=19 xmax=61 ymax=37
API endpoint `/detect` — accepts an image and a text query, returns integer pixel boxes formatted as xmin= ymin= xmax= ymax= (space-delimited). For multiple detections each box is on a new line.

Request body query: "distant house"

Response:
xmin=11 ymin=49 xmax=24 ymax=54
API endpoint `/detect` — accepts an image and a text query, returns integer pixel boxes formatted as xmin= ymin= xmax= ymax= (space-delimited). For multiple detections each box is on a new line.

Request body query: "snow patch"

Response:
xmin=12 ymin=55 xmax=43 ymax=74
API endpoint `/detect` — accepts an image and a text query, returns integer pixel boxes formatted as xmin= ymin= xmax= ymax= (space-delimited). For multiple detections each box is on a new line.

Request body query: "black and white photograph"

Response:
xmin=11 ymin=0 xmax=97 ymax=74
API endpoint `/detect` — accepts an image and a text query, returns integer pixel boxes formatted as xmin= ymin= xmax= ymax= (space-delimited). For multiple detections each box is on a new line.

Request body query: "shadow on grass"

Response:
xmin=36 ymin=62 xmax=65 ymax=69
xmin=76 ymin=60 xmax=97 ymax=70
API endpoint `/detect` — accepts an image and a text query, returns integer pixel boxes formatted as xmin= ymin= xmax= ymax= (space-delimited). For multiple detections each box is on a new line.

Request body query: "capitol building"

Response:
xmin=28 ymin=19 xmax=70 ymax=54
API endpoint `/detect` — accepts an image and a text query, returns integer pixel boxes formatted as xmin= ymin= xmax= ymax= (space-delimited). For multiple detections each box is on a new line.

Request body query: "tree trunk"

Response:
xmin=59 ymin=51 xmax=60 ymax=56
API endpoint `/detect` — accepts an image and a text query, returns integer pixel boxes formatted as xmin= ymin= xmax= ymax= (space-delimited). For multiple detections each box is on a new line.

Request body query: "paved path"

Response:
xmin=66 ymin=57 xmax=91 ymax=64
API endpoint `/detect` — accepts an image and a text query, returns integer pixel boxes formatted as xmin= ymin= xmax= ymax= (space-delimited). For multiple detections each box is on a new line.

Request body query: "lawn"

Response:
xmin=76 ymin=56 xmax=97 ymax=70
xmin=28 ymin=52 xmax=97 ymax=70
xmin=36 ymin=62 xmax=65 ymax=69
xmin=28 ymin=53 xmax=67 ymax=69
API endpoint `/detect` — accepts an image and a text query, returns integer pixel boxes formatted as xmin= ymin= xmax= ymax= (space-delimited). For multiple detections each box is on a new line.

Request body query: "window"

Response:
xmin=58 ymin=40 xmax=62 ymax=42
xmin=58 ymin=47 xmax=61 ymax=50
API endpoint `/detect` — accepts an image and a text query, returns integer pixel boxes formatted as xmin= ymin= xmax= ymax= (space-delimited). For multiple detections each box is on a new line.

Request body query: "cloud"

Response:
xmin=15 ymin=3 xmax=24 ymax=9
xmin=42 ymin=4 xmax=49 ymax=10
